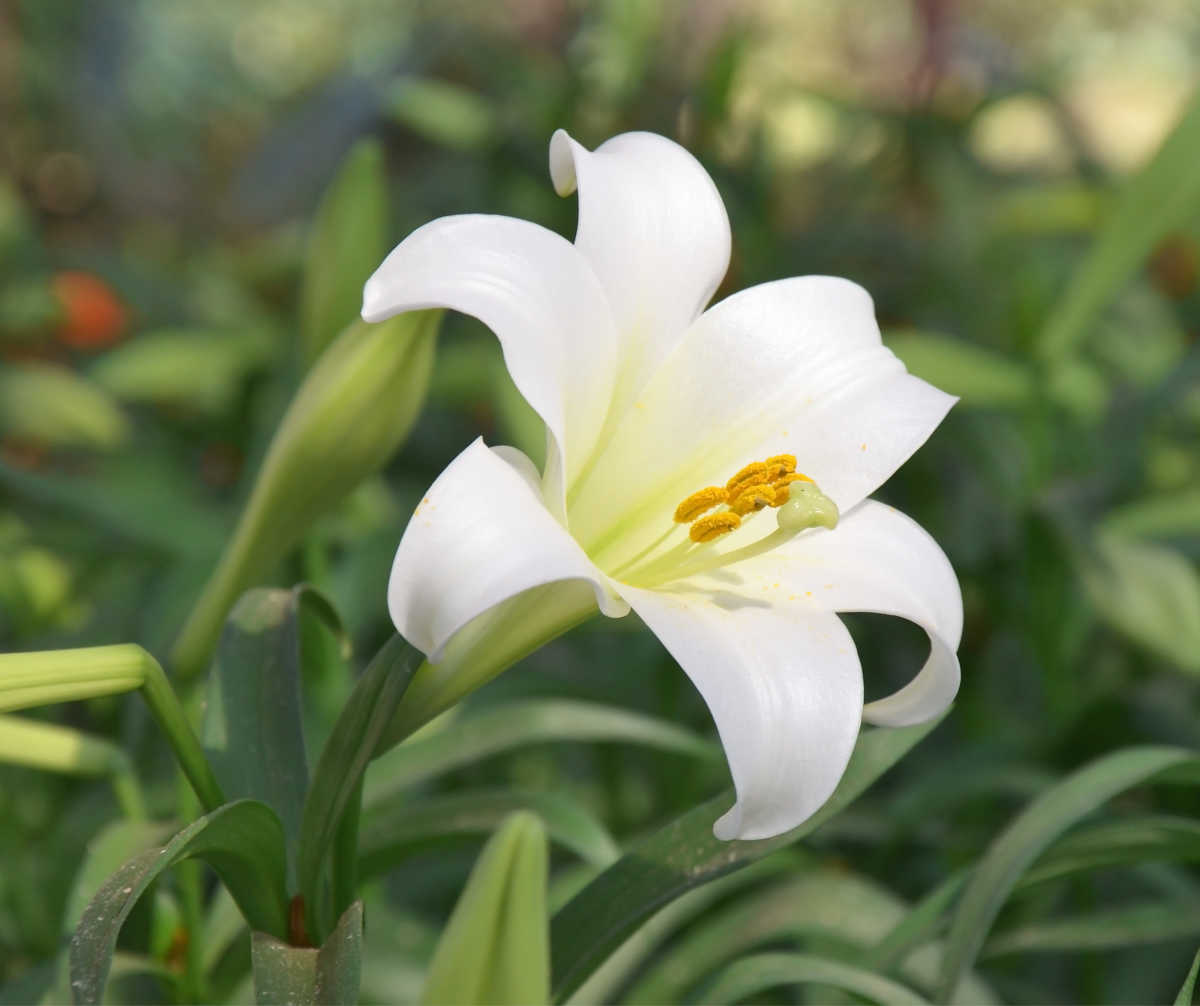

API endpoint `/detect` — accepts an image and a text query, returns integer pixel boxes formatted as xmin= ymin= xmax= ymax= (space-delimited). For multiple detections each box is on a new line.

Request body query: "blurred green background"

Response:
xmin=3 ymin=1 xmax=1200 ymax=1003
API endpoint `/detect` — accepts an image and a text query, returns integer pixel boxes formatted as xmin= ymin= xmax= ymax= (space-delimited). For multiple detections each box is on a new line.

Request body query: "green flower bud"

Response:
xmin=172 ymin=311 xmax=440 ymax=680
xmin=423 ymin=812 xmax=549 ymax=1006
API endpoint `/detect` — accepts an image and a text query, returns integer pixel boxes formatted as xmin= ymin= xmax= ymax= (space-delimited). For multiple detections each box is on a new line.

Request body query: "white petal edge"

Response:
xmin=362 ymin=214 xmax=620 ymax=511
xmin=618 ymin=583 xmax=863 ymax=840
xmin=674 ymin=499 xmax=962 ymax=727
xmin=388 ymin=438 xmax=628 ymax=663
xmin=550 ymin=129 xmax=731 ymax=409
xmin=572 ymin=276 xmax=956 ymax=566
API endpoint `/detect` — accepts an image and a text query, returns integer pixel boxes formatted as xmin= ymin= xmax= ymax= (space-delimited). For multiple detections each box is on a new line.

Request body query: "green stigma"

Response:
xmin=776 ymin=481 xmax=839 ymax=532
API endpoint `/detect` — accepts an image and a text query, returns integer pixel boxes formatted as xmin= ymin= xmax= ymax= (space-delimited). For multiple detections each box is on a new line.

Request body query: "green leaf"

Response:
xmin=366 ymin=698 xmax=718 ymax=804
xmin=885 ymin=331 xmax=1036 ymax=408
xmin=251 ymin=900 xmax=363 ymax=1006
xmin=1176 ymin=947 xmax=1200 ymax=1006
xmin=549 ymin=715 xmax=944 ymax=1002
xmin=172 ymin=310 xmax=440 ymax=680
xmin=69 ymin=800 xmax=289 ymax=1005
xmin=300 ymin=139 xmax=388 ymax=364
xmin=0 ymin=362 xmax=129 ymax=449
xmin=984 ymin=899 xmax=1200 ymax=958
xmin=566 ymin=856 xmax=803 ymax=1006
xmin=936 ymin=746 xmax=1200 ymax=1002
xmin=298 ymin=635 xmax=420 ymax=941
xmin=359 ymin=787 xmax=619 ymax=874
xmin=423 ymin=812 xmax=549 ymax=1006
xmin=623 ymin=863 xmax=995 ymax=1005
xmin=385 ymin=77 xmax=497 ymax=152
xmin=1101 ymin=489 xmax=1200 ymax=541
xmin=203 ymin=586 xmax=342 ymax=884
xmin=1080 ymin=535 xmax=1200 ymax=673
xmin=1038 ymin=88 xmax=1200 ymax=361
xmin=869 ymin=813 xmax=1200 ymax=975
xmin=90 ymin=327 xmax=276 ymax=415
xmin=1022 ymin=814 xmax=1200 ymax=887
xmin=702 ymin=951 xmax=931 ymax=1006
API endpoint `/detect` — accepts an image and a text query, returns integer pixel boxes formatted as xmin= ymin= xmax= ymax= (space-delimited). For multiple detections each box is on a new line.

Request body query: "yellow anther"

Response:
xmin=729 ymin=481 xmax=779 ymax=515
xmin=773 ymin=472 xmax=812 ymax=487
xmin=765 ymin=454 xmax=797 ymax=473
xmin=673 ymin=486 xmax=728 ymax=523
xmin=689 ymin=511 xmax=741 ymax=542
xmin=727 ymin=460 xmax=788 ymax=492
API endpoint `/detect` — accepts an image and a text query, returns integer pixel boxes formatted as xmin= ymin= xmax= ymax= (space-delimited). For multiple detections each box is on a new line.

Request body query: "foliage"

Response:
xmin=3 ymin=2 xmax=1200 ymax=1004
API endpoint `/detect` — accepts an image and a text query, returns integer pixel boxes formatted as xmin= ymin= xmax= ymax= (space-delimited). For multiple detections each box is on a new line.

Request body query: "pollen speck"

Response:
xmin=860 ymin=443 xmax=867 ymax=451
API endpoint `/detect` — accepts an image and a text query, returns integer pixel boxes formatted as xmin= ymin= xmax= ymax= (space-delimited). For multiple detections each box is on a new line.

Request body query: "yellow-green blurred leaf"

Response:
xmin=0 ymin=362 xmax=129 ymax=449
xmin=886 ymin=331 xmax=1035 ymax=408
xmin=1039 ymin=88 xmax=1200 ymax=361
xmin=89 ymin=327 xmax=276 ymax=415
xmin=385 ymin=77 xmax=496 ymax=152
xmin=1080 ymin=535 xmax=1200 ymax=673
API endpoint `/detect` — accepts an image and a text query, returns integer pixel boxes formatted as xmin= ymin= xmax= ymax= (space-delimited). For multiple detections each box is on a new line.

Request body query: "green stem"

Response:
xmin=139 ymin=656 xmax=225 ymax=813
xmin=175 ymin=781 xmax=208 ymax=1004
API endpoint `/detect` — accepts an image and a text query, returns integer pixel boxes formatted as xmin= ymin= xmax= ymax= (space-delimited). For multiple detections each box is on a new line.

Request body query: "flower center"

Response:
xmin=612 ymin=453 xmax=840 ymax=589
xmin=673 ymin=453 xmax=812 ymax=542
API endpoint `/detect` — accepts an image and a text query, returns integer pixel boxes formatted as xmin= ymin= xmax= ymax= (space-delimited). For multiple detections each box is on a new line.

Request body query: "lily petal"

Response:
xmin=549 ymin=130 xmax=731 ymax=407
xmin=388 ymin=438 xmax=628 ymax=663
xmin=619 ymin=583 xmax=863 ymax=840
xmin=675 ymin=499 xmax=961 ymax=727
xmin=572 ymin=276 xmax=955 ymax=564
xmin=362 ymin=214 xmax=620 ymax=509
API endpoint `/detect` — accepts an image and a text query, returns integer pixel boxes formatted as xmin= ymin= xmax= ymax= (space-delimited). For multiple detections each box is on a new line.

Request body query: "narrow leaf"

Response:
xmin=366 ymin=698 xmax=718 ymax=804
xmin=1039 ymin=89 xmax=1200 ymax=361
xmin=251 ymin=900 xmax=363 ymax=1006
xmin=937 ymin=746 xmax=1200 ymax=1002
xmin=703 ymin=951 xmax=931 ymax=1006
xmin=984 ymin=899 xmax=1200 ymax=958
xmin=1176 ymin=947 xmax=1200 ymax=1006
xmin=298 ymin=635 xmax=420 ymax=940
xmin=359 ymin=787 xmax=619 ymax=873
xmin=550 ymin=716 xmax=944 ymax=1002
xmin=70 ymin=800 xmax=289 ymax=1005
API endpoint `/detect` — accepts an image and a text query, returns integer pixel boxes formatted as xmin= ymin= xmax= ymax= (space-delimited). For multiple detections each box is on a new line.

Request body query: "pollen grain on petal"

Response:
xmin=689 ymin=511 xmax=741 ymax=542
xmin=673 ymin=485 xmax=729 ymax=523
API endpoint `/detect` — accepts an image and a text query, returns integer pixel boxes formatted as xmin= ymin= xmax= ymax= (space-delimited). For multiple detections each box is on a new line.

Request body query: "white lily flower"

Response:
xmin=363 ymin=130 xmax=962 ymax=841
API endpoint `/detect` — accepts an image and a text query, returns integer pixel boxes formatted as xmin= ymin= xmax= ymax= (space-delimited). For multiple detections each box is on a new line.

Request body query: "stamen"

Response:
xmin=726 ymin=460 xmax=785 ymax=492
xmin=673 ymin=486 xmax=728 ymax=523
xmin=729 ymin=482 xmax=779 ymax=515
xmin=765 ymin=453 xmax=797 ymax=473
xmin=689 ymin=512 xmax=741 ymax=542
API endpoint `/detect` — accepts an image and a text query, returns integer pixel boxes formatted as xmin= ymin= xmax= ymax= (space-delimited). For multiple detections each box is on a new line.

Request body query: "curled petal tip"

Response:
xmin=360 ymin=274 xmax=388 ymax=323
xmin=549 ymin=129 xmax=578 ymax=197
